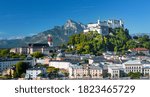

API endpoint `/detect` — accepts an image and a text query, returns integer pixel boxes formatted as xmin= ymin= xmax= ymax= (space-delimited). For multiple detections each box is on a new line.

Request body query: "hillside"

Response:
xmin=67 ymin=28 xmax=150 ymax=55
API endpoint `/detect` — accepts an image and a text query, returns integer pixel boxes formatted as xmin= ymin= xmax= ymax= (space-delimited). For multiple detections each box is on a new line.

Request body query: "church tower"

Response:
xmin=47 ymin=34 xmax=53 ymax=47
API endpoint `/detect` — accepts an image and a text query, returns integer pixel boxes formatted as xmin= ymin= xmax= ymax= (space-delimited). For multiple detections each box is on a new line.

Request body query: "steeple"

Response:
xmin=47 ymin=34 xmax=53 ymax=47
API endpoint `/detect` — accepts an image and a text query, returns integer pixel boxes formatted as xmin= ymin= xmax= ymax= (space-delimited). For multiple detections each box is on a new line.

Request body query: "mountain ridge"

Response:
xmin=0 ymin=19 xmax=85 ymax=48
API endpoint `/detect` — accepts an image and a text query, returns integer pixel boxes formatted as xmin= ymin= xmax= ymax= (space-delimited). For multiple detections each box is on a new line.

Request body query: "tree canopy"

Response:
xmin=14 ymin=62 xmax=31 ymax=78
xmin=67 ymin=28 xmax=150 ymax=55
xmin=31 ymin=51 xmax=44 ymax=58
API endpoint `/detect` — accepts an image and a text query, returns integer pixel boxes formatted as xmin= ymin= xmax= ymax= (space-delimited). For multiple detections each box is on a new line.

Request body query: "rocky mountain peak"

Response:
xmin=0 ymin=19 xmax=86 ymax=48
xmin=64 ymin=19 xmax=78 ymax=29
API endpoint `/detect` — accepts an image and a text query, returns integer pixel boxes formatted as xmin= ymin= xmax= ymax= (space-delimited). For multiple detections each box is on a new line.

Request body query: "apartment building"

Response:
xmin=69 ymin=64 xmax=103 ymax=79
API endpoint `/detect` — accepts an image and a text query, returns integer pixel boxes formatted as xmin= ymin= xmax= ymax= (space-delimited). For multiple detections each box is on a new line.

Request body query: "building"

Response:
xmin=0 ymin=59 xmax=18 ymax=72
xmin=143 ymin=66 xmax=150 ymax=78
xmin=56 ymin=52 xmax=65 ymax=61
xmin=128 ymin=48 xmax=149 ymax=55
xmin=0 ymin=58 xmax=36 ymax=72
xmin=47 ymin=34 xmax=53 ymax=47
xmin=25 ymin=67 xmax=46 ymax=79
xmin=10 ymin=48 xmax=18 ymax=54
xmin=69 ymin=64 xmax=103 ymax=79
xmin=107 ymin=64 xmax=123 ymax=79
xmin=143 ymin=61 xmax=150 ymax=78
xmin=84 ymin=20 xmax=109 ymax=35
xmin=10 ymin=47 xmax=28 ymax=54
xmin=123 ymin=60 xmax=143 ymax=74
xmin=28 ymin=43 xmax=50 ymax=55
xmin=36 ymin=57 xmax=51 ymax=65
xmin=49 ymin=61 xmax=72 ymax=70
xmin=84 ymin=19 xmax=124 ymax=35
xmin=107 ymin=19 xmax=124 ymax=29
xmin=10 ymin=35 xmax=55 ymax=55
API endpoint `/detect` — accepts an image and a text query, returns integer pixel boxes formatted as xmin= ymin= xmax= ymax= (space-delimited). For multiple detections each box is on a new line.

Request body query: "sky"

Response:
xmin=0 ymin=0 xmax=150 ymax=39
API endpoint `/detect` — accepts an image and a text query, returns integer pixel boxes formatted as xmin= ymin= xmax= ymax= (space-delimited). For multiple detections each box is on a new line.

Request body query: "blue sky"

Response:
xmin=0 ymin=0 xmax=150 ymax=39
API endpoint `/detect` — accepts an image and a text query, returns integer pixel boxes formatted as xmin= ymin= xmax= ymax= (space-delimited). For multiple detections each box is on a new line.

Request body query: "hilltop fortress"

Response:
xmin=84 ymin=19 xmax=124 ymax=35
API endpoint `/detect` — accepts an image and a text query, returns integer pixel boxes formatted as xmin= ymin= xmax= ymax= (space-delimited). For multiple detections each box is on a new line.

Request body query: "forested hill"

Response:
xmin=67 ymin=28 xmax=150 ymax=55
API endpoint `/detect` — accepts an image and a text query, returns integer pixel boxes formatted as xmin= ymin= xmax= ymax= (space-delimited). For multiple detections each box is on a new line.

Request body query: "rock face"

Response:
xmin=0 ymin=19 xmax=86 ymax=48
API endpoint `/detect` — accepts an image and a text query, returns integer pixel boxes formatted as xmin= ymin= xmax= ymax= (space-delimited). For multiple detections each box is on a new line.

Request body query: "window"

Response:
xmin=139 ymin=67 xmax=141 ymax=69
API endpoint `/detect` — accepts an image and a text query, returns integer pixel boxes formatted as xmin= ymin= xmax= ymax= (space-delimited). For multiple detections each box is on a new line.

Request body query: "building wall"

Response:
xmin=107 ymin=19 xmax=123 ymax=29
xmin=124 ymin=64 xmax=143 ymax=74
xmin=49 ymin=61 xmax=71 ymax=70
xmin=108 ymin=67 xmax=120 ymax=79
xmin=0 ymin=61 xmax=18 ymax=72
xmin=36 ymin=58 xmax=50 ymax=65
xmin=10 ymin=47 xmax=28 ymax=54
xmin=20 ymin=47 xmax=28 ymax=54
xmin=143 ymin=68 xmax=150 ymax=77
xmin=84 ymin=19 xmax=123 ymax=35
xmin=28 ymin=47 xmax=50 ymax=55
xmin=69 ymin=65 xmax=103 ymax=79
xmin=25 ymin=68 xmax=46 ymax=79
xmin=0 ymin=59 xmax=35 ymax=72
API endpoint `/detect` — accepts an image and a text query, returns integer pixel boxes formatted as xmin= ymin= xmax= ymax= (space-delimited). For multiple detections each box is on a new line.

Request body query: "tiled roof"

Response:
xmin=130 ymin=48 xmax=149 ymax=51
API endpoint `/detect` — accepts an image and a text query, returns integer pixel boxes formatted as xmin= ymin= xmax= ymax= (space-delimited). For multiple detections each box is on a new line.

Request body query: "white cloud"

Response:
xmin=7 ymin=36 xmax=24 ymax=40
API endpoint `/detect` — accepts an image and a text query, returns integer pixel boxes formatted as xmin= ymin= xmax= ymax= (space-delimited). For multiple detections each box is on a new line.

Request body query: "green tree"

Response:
xmin=127 ymin=72 xmax=141 ymax=79
xmin=31 ymin=51 xmax=44 ymax=58
xmin=14 ymin=62 xmax=30 ymax=78
xmin=0 ymin=49 xmax=9 ymax=57
xmin=47 ymin=67 xmax=60 ymax=79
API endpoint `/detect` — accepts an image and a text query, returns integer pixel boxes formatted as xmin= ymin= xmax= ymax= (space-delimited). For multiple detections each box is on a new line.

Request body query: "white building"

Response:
xmin=84 ymin=20 xmax=109 ymax=35
xmin=49 ymin=61 xmax=72 ymax=70
xmin=25 ymin=67 xmax=46 ymax=79
xmin=84 ymin=19 xmax=124 ymax=35
xmin=107 ymin=19 xmax=124 ymax=29
xmin=143 ymin=63 xmax=150 ymax=78
xmin=36 ymin=57 xmax=50 ymax=65
xmin=108 ymin=66 xmax=120 ymax=79
xmin=123 ymin=60 xmax=143 ymax=74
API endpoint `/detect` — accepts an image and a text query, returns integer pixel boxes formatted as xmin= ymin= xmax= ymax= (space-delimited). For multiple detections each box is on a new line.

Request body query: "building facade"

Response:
xmin=0 ymin=58 xmax=36 ymax=72
xmin=128 ymin=48 xmax=150 ymax=55
xmin=10 ymin=47 xmax=28 ymax=54
xmin=69 ymin=64 xmax=103 ymax=79
xmin=49 ymin=61 xmax=72 ymax=70
xmin=0 ymin=60 xmax=18 ymax=72
xmin=84 ymin=19 xmax=124 ymax=35
xmin=123 ymin=60 xmax=143 ymax=74
xmin=25 ymin=67 xmax=46 ymax=79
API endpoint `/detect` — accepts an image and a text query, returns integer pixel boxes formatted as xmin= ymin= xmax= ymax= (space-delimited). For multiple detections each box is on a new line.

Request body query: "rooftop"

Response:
xmin=28 ymin=43 xmax=49 ymax=47
xmin=130 ymin=48 xmax=149 ymax=51
xmin=123 ymin=60 xmax=142 ymax=65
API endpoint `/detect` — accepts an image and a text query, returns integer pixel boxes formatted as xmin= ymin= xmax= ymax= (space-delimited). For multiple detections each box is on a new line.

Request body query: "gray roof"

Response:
xmin=123 ymin=60 xmax=142 ymax=65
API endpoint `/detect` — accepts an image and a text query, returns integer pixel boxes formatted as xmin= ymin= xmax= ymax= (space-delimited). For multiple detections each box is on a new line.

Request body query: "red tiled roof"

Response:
xmin=130 ymin=48 xmax=149 ymax=51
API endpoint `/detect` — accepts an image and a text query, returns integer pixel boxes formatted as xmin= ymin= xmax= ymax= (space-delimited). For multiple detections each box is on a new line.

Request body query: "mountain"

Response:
xmin=131 ymin=33 xmax=150 ymax=37
xmin=0 ymin=19 xmax=85 ymax=48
